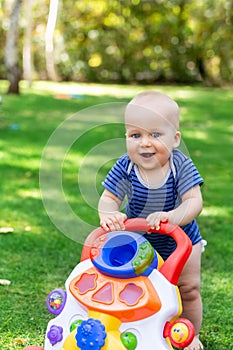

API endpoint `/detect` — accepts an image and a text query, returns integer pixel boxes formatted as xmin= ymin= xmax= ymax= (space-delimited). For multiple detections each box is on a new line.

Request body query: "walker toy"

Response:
xmin=24 ymin=218 xmax=195 ymax=350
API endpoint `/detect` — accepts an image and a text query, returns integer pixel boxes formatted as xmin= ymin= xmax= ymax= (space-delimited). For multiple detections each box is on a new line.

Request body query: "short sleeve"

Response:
xmin=102 ymin=155 xmax=131 ymax=201
xmin=176 ymin=157 xmax=203 ymax=197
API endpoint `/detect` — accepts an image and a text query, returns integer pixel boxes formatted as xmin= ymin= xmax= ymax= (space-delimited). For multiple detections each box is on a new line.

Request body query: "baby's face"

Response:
xmin=125 ymin=103 xmax=180 ymax=171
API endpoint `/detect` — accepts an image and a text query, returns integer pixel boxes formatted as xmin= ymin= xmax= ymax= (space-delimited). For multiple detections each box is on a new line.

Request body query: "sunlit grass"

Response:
xmin=0 ymin=81 xmax=232 ymax=349
xmin=202 ymin=206 xmax=232 ymax=218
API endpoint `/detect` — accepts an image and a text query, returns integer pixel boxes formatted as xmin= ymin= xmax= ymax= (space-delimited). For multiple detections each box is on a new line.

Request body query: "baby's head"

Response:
xmin=125 ymin=90 xmax=180 ymax=132
xmin=124 ymin=91 xmax=181 ymax=169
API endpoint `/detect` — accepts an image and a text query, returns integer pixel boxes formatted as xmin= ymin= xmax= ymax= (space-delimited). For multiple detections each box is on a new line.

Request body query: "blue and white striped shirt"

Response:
xmin=102 ymin=149 xmax=204 ymax=259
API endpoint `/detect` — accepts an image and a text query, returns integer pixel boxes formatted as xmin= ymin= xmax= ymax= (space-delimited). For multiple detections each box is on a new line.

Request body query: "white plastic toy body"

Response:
xmin=24 ymin=219 xmax=195 ymax=350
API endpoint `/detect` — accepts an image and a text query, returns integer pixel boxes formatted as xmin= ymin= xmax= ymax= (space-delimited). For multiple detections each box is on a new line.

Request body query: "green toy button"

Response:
xmin=121 ymin=331 xmax=137 ymax=350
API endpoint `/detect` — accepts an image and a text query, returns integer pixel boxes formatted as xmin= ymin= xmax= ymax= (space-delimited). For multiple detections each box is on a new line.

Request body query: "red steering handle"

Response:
xmin=81 ymin=218 xmax=192 ymax=285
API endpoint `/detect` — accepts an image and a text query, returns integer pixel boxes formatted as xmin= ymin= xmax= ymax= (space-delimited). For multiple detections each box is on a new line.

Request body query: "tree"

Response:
xmin=23 ymin=0 xmax=34 ymax=85
xmin=45 ymin=0 xmax=60 ymax=81
xmin=1 ymin=0 xmax=232 ymax=86
xmin=5 ymin=0 xmax=22 ymax=94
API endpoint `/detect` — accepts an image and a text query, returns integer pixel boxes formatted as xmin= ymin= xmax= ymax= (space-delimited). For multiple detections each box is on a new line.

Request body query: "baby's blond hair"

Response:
xmin=126 ymin=90 xmax=180 ymax=130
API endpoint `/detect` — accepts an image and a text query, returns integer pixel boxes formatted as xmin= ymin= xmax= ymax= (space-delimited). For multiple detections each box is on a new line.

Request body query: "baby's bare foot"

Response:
xmin=184 ymin=335 xmax=204 ymax=350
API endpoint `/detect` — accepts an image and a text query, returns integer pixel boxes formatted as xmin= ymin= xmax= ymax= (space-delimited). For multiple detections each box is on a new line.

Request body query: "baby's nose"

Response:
xmin=141 ymin=135 xmax=152 ymax=146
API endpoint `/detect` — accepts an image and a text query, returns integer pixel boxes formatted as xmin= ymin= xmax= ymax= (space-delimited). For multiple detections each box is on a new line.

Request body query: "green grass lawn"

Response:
xmin=0 ymin=80 xmax=232 ymax=349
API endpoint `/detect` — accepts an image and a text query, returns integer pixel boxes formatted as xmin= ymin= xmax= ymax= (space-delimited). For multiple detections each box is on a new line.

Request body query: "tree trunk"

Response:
xmin=23 ymin=0 xmax=34 ymax=86
xmin=5 ymin=0 xmax=22 ymax=94
xmin=45 ymin=0 xmax=60 ymax=81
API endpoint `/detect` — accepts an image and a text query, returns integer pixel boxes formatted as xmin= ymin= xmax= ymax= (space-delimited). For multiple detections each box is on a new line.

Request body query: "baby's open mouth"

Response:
xmin=141 ymin=153 xmax=155 ymax=158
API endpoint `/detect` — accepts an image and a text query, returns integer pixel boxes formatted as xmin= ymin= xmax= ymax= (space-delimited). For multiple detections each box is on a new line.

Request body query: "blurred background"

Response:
xmin=1 ymin=0 xmax=232 ymax=94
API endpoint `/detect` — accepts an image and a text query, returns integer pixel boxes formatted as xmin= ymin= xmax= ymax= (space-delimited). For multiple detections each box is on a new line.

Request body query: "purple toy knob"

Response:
xmin=46 ymin=289 xmax=67 ymax=315
xmin=47 ymin=325 xmax=63 ymax=346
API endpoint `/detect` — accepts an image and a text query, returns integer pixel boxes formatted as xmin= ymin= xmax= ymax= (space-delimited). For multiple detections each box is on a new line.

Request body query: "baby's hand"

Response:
xmin=100 ymin=212 xmax=127 ymax=232
xmin=146 ymin=211 xmax=169 ymax=231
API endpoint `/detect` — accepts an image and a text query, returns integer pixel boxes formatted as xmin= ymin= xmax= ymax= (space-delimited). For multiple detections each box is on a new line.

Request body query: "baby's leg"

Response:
xmin=184 ymin=335 xmax=203 ymax=350
xmin=178 ymin=242 xmax=204 ymax=350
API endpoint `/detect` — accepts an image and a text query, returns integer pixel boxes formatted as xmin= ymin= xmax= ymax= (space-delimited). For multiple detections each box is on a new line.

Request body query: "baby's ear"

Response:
xmin=174 ymin=131 xmax=181 ymax=148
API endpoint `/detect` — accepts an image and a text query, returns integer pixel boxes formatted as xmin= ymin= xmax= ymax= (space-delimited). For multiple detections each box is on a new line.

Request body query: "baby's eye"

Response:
xmin=131 ymin=133 xmax=141 ymax=139
xmin=151 ymin=132 xmax=161 ymax=138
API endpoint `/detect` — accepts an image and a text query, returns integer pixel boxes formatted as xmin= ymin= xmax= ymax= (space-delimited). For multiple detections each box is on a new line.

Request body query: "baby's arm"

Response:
xmin=98 ymin=189 xmax=127 ymax=231
xmin=146 ymin=185 xmax=203 ymax=230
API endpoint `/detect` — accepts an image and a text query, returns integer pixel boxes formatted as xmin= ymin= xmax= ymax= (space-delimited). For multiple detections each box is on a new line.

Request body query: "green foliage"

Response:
xmin=0 ymin=0 xmax=233 ymax=85
xmin=58 ymin=0 xmax=233 ymax=84
xmin=0 ymin=81 xmax=232 ymax=349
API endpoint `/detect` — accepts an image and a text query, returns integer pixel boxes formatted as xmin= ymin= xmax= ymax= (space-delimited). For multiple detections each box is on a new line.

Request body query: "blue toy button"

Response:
xmin=75 ymin=318 xmax=106 ymax=350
